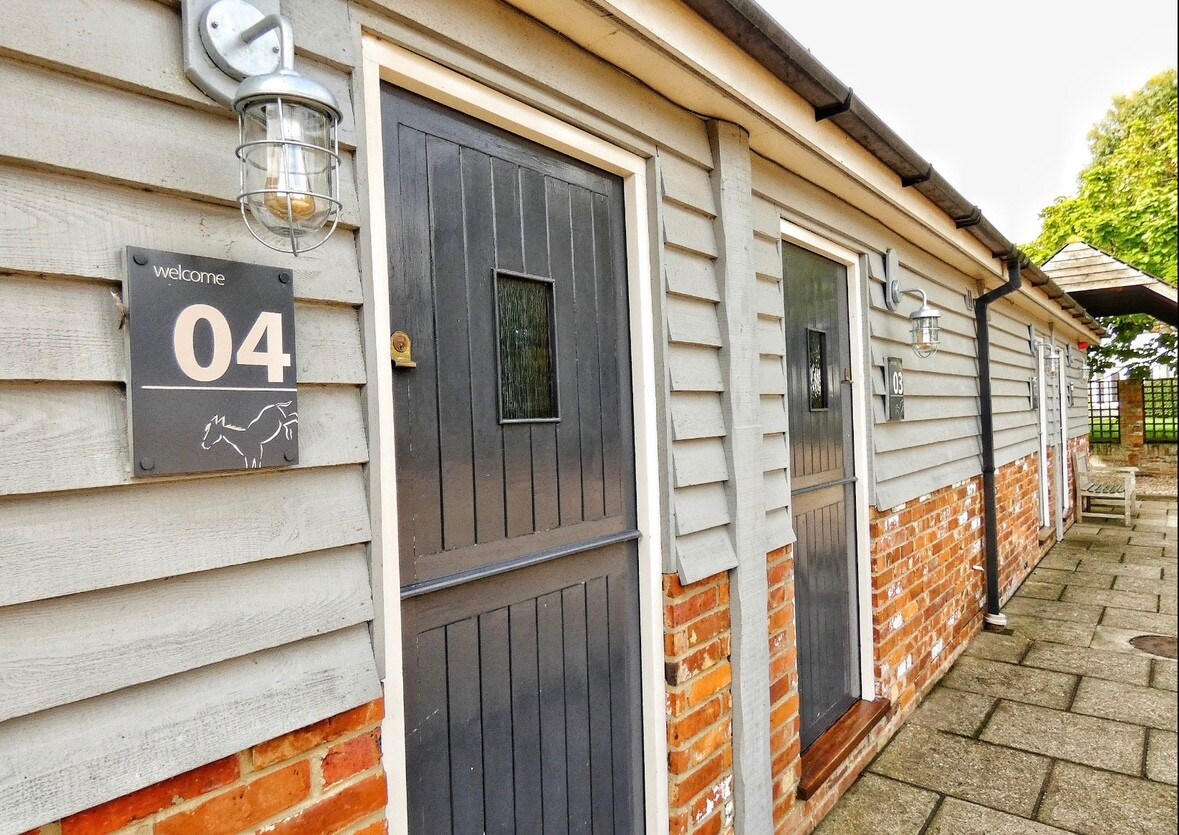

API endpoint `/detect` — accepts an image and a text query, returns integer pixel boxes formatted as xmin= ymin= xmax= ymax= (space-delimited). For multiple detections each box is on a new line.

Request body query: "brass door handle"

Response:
xmin=391 ymin=331 xmax=417 ymax=368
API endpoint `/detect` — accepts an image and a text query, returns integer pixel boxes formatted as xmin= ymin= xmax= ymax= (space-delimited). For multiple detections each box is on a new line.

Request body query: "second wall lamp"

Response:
xmin=883 ymin=249 xmax=942 ymax=358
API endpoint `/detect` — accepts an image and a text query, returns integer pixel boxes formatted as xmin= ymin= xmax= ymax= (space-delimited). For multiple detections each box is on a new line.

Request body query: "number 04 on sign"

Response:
xmin=125 ymin=247 xmax=300 ymax=476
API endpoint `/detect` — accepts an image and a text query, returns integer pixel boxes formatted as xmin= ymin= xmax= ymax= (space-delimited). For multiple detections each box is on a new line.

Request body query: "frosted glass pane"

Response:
xmin=497 ymin=274 xmax=557 ymax=421
xmin=807 ymin=328 xmax=828 ymax=411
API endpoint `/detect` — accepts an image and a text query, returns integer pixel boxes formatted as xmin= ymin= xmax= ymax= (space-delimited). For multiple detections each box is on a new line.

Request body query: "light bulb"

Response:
xmin=262 ymin=107 xmax=317 ymax=225
xmin=239 ymin=99 xmax=333 ymax=240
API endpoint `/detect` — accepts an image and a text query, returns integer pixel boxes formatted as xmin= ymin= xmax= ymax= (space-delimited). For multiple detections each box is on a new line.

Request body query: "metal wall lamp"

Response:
xmin=182 ymin=0 xmax=341 ymax=255
xmin=882 ymin=249 xmax=942 ymax=358
xmin=1040 ymin=341 xmax=1061 ymax=378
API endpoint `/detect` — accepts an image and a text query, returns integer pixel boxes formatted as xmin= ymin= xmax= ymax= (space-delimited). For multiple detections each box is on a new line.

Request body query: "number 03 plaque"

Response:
xmin=125 ymin=247 xmax=299 ymax=477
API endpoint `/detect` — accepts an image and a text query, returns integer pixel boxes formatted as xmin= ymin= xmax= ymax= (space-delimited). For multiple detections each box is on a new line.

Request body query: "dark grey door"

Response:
xmin=382 ymin=85 xmax=644 ymax=834
xmin=782 ymin=242 xmax=861 ymax=750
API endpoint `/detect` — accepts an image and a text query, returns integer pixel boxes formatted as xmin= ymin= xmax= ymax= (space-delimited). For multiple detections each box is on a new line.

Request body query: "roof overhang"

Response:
xmin=1058 ymin=282 xmax=1178 ymax=322
xmin=1042 ymin=242 xmax=1177 ymax=325
xmin=500 ymin=0 xmax=1105 ymax=337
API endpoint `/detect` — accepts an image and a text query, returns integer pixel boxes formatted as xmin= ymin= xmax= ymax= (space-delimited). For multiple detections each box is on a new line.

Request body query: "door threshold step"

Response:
xmin=798 ymin=697 xmax=890 ymax=799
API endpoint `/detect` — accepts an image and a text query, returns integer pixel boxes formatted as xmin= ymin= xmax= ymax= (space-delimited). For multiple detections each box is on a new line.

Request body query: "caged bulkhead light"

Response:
xmin=184 ymin=0 xmax=341 ymax=255
xmin=882 ymin=249 xmax=943 ymax=358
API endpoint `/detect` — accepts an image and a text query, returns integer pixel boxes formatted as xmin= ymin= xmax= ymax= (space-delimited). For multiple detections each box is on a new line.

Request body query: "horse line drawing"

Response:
xmin=200 ymin=401 xmax=299 ymax=468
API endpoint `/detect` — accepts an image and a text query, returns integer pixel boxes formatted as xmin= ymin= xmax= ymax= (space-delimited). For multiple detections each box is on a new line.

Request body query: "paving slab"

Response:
xmin=1113 ymin=574 xmax=1175 ymax=594
xmin=1152 ymin=658 xmax=1178 ymax=692
xmin=941 ymin=657 xmax=1076 ymax=710
xmin=964 ymin=630 xmax=1032 ymax=664
xmin=1129 ymin=534 xmax=1172 ymax=548
xmin=1016 ymin=581 xmax=1064 ymax=600
xmin=1123 ymin=543 xmax=1167 ymax=559
xmin=1062 ymin=585 xmax=1159 ymax=612
xmin=1003 ymin=597 xmax=1104 ymax=624
xmin=1021 ymin=641 xmax=1152 ymax=685
xmin=1101 ymin=606 xmax=1178 ymax=636
xmin=979 ymin=700 xmax=1145 ymax=775
xmin=1090 ymin=624 xmax=1161 ymax=655
xmin=1071 ymin=676 xmax=1178 ymax=731
xmin=1161 ymin=594 xmax=1177 ymax=615
xmin=1090 ymin=529 xmax=1132 ymax=543
xmin=1031 ymin=567 xmax=1113 ymax=589
xmin=812 ymin=773 xmax=938 ymax=835
xmin=925 ymin=799 xmax=1073 ymax=835
xmin=1038 ymin=554 xmax=1081 ymax=571
xmin=1006 ymin=614 xmax=1095 ymax=648
xmin=869 ymin=725 xmax=1051 ymax=817
xmin=909 ymin=686 xmax=996 ymax=737
xmin=1077 ymin=559 xmax=1162 ymax=578
xmin=1147 ymin=730 xmax=1177 ymax=785
xmin=1038 ymin=761 xmax=1179 ymax=835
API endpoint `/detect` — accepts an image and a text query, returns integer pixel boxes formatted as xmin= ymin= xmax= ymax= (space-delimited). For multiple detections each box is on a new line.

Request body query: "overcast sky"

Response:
xmin=758 ymin=0 xmax=1178 ymax=245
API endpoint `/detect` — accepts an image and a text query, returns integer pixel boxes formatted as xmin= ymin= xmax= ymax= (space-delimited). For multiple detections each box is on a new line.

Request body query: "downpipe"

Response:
xmin=977 ymin=256 xmax=1023 ymax=629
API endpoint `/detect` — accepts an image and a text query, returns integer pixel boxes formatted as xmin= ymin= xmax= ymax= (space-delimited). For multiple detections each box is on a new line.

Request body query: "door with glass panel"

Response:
xmin=382 ymin=84 xmax=644 ymax=834
xmin=783 ymin=242 xmax=861 ymax=750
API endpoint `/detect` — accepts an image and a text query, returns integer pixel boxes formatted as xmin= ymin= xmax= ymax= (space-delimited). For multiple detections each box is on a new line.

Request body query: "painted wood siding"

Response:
xmin=988 ymin=306 xmax=1040 ymax=467
xmin=1064 ymin=349 xmax=1091 ymax=439
xmin=751 ymin=156 xmax=1081 ymax=511
xmin=752 ymin=195 xmax=794 ymax=552
xmin=867 ymin=256 xmax=986 ymax=504
xmin=659 ymin=150 xmax=738 ymax=580
xmin=0 ymin=0 xmax=380 ymax=829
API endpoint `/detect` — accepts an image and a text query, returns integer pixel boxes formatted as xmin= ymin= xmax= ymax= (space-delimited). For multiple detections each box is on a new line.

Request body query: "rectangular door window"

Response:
xmin=495 ymin=270 xmax=558 ymax=422
xmin=807 ymin=328 xmax=829 ymax=411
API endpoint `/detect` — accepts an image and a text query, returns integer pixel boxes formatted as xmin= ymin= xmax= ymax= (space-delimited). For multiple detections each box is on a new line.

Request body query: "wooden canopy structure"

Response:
xmin=1042 ymin=241 xmax=1178 ymax=324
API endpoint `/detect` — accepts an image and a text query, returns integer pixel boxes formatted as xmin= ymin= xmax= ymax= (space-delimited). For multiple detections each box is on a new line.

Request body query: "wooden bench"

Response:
xmin=1074 ymin=450 xmax=1139 ymax=526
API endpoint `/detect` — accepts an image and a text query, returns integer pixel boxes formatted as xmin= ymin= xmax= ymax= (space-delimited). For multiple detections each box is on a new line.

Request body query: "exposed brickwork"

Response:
xmin=38 ymin=699 xmax=386 ymax=835
xmin=664 ymin=571 xmax=735 ymax=834
xmin=1121 ymin=380 xmax=1146 ymax=450
xmin=995 ymin=454 xmax=1043 ymax=603
xmin=765 ymin=545 xmax=799 ymax=830
xmin=870 ymin=477 xmax=985 ymax=712
xmin=766 ymin=453 xmax=1050 ymax=833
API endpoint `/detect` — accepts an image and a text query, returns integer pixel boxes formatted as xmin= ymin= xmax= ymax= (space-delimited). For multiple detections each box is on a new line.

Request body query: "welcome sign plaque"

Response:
xmin=125 ymin=247 xmax=299 ymax=476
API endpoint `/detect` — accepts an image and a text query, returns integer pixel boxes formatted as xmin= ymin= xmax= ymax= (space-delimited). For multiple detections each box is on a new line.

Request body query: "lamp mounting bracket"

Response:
xmin=182 ymin=0 xmax=280 ymax=108
xmin=882 ymin=248 xmax=907 ymax=312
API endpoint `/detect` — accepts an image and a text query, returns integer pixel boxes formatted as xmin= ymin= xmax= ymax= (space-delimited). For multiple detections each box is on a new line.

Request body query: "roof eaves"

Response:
xmin=680 ymin=0 xmax=1106 ymax=336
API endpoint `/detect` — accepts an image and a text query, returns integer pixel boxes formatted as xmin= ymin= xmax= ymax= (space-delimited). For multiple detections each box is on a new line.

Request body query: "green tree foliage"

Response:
xmin=1026 ymin=69 xmax=1177 ymax=378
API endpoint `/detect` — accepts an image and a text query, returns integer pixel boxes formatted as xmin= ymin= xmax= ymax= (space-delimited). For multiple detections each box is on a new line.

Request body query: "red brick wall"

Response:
xmin=870 ymin=478 xmax=985 ymax=712
xmin=25 ymin=700 xmax=386 ymax=835
xmin=766 ymin=546 xmax=799 ymax=831
xmin=766 ymin=453 xmax=1048 ymax=833
xmin=995 ymin=454 xmax=1043 ymax=603
xmin=664 ymin=572 xmax=735 ymax=835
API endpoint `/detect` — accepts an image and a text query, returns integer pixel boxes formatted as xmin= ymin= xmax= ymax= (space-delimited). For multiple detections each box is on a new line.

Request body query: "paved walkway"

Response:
xmin=818 ymin=499 xmax=1178 ymax=835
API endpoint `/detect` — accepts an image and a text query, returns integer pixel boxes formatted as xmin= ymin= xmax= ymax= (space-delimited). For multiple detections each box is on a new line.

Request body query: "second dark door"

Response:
xmin=783 ymin=241 xmax=861 ymax=750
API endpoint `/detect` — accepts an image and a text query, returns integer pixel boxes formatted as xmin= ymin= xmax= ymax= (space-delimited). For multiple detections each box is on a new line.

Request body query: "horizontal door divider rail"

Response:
xmin=400 ymin=529 xmax=642 ymax=599
xmin=790 ymin=475 xmax=857 ymax=497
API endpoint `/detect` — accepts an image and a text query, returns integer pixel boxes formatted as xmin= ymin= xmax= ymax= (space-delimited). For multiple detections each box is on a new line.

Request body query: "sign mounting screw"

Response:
xmin=278 ymin=272 xmax=290 ymax=284
xmin=133 ymin=253 xmax=148 ymax=266
xmin=284 ymin=451 xmax=295 ymax=462
xmin=139 ymin=457 xmax=156 ymax=471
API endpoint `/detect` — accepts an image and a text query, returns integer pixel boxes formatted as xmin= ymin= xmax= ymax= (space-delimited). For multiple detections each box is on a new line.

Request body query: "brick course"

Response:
xmin=664 ymin=572 xmax=735 ymax=834
xmin=36 ymin=699 xmax=386 ymax=835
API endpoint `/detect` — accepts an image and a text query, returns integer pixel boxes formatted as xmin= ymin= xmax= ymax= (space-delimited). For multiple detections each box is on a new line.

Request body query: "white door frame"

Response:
xmin=1036 ymin=341 xmax=1051 ymax=529
xmin=779 ymin=220 xmax=876 ymax=701
xmin=1058 ymin=348 xmax=1071 ymax=518
xmin=357 ymin=36 xmax=668 ymax=835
